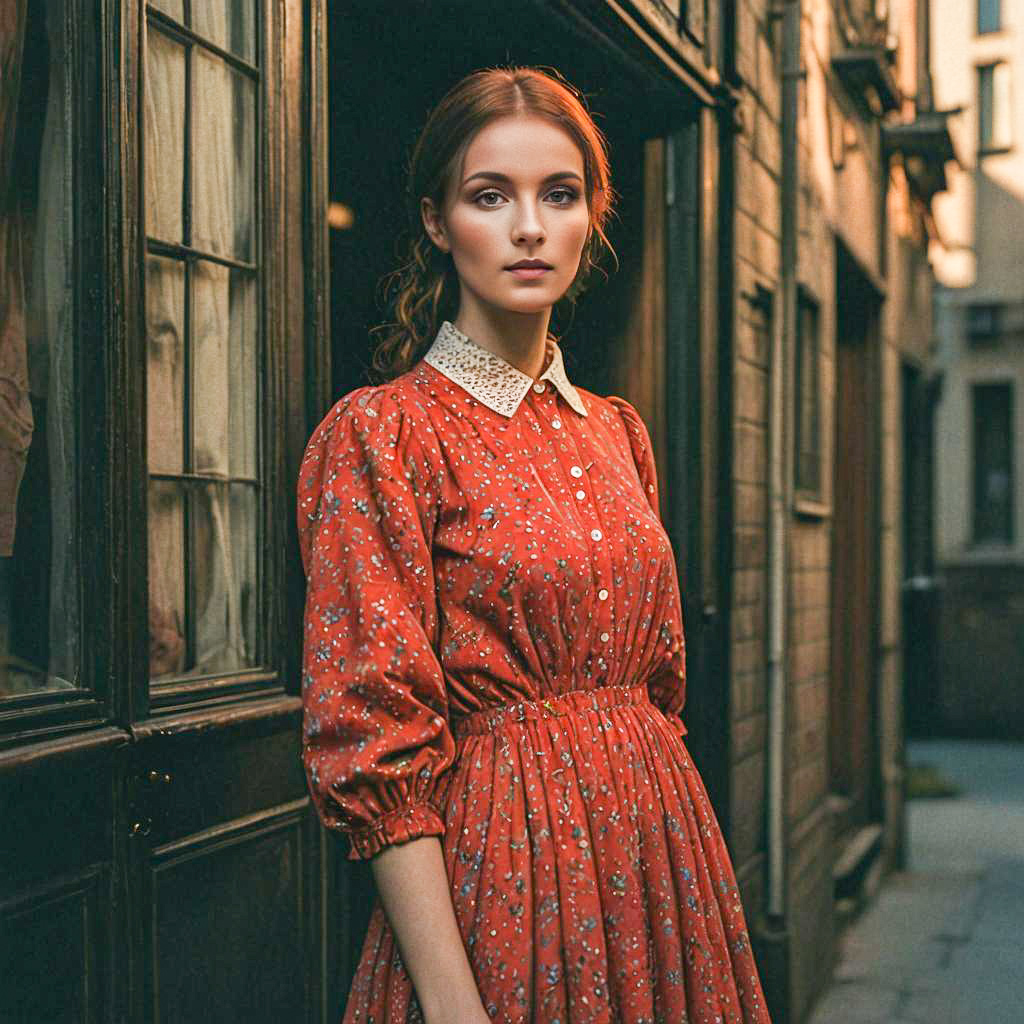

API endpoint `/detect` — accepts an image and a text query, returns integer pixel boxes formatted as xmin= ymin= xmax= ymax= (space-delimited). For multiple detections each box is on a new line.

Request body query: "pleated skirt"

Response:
xmin=342 ymin=684 xmax=772 ymax=1024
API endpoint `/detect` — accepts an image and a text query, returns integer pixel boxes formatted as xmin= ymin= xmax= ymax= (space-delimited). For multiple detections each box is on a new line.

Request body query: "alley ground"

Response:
xmin=806 ymin=739 xmax=1024 ymax=1024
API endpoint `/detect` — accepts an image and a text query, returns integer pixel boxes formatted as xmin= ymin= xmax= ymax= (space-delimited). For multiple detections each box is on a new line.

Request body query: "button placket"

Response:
xmin=568 ymin=457 xmax=613 ymax=647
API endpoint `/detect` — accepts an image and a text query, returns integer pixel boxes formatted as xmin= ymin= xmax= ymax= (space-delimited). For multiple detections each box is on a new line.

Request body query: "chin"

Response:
xmin=501 ymin=284 xmax=567 ymax=307
xmin=502 ymin=297 xmax=559 ymax=315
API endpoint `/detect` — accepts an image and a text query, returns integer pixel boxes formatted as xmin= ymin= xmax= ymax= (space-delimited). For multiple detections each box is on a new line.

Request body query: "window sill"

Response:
xmin=944 ymin=544 xmax=1021 ymax=567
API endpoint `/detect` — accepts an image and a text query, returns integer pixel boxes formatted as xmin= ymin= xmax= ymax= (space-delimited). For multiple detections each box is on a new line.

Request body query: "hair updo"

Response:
xmin=367 ymin=65 xmax=619 ymax=383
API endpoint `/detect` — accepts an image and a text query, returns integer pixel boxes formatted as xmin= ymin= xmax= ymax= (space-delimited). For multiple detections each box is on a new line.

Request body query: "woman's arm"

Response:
xmin=370 ymin=835 xmax=490 ymax=1024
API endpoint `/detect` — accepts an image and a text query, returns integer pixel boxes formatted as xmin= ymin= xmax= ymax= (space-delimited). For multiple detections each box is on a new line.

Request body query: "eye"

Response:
xmin=472 ymin=186 xmax=581 ymax=208
xmin=474 ymin=189 xmax=504 ymax=207
xmin=547 ymin=187 xmax=580 ymax=205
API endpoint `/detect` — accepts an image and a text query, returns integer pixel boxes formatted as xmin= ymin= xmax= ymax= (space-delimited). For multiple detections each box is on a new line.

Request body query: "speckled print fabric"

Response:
xmin=297 ymin=322 xmax=772 ymax=1023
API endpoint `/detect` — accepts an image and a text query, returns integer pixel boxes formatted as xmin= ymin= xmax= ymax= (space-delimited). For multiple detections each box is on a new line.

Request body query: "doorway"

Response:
xmin=324 ymin=0 xmax=710 ymax=1006
xmin=829 ymin=243 xmax=882 ymax=849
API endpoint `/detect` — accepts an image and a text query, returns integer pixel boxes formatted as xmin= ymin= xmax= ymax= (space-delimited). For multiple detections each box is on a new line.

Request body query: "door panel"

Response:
xmin=1 ymin=733 xmax=122 ymax=1024
xmin=1 ymin=870 xmax=104 ymax=1023
xmin=149 ymin=804 xmax=308 ymax=1020
xmin=126 ymin=703 xmax=318 ymax=1023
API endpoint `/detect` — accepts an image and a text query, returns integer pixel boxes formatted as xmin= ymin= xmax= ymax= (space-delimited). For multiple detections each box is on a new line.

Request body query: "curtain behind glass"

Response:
xmin=146 ymin=4 xmax=258 ymax=681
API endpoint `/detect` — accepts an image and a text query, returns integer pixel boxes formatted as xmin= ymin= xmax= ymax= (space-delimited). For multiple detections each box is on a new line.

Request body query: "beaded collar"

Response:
xmin=422 ymin=319 xmax=589 ymax=418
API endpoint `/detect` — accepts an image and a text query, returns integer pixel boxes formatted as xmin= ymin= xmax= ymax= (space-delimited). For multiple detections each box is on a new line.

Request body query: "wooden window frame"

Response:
xmin=142 ymin=3 xmax=273 ymax=709
xmin=1 ymin=0 xmax=313 ymax=747
xmin=139 ymin=1 xmax=299 ymax=716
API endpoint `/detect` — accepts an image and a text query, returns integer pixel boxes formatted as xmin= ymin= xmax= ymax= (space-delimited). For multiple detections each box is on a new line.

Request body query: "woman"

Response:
xmin=298 ymin=66 xmax=772 ymax=1024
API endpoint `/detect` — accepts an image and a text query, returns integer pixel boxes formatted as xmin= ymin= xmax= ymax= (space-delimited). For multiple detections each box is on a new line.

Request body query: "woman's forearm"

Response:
xmin=369 ymin=834 xmax=489 ymax=1023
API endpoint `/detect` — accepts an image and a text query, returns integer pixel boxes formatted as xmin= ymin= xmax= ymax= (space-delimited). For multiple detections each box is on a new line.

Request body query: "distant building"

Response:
xmin=930 ymin=0 xmax=1024 ymax=737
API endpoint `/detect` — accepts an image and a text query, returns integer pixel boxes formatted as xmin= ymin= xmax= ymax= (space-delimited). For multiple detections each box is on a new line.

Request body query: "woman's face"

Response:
xmin=422 ymin=114 xmax=592 ymax=317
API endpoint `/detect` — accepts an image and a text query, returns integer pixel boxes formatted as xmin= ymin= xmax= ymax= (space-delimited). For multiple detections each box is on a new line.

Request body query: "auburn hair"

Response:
xmin=367 ymin=65 xmax=619 ymax=383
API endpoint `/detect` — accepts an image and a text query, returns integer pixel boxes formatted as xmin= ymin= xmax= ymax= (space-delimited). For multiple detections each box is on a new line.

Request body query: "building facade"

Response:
xmin=929 ymin=0 xmax=1024 ymax=738
xmin=0 ymin=2 xmax=947 ymax=1021
xmin=729 ymin=0 xmax=950 ymax=1016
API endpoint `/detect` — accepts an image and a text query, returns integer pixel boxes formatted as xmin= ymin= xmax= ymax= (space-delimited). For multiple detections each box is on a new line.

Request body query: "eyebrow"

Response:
xmin=462 ymin=170 xmax=584 ymax=187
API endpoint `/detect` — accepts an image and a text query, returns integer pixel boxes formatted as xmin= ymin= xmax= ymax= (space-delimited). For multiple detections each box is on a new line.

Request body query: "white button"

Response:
xmin=591 ymin=529 xmax=602 ymax=541
xmin=533 ymin=382 xmax=546 ymax=393
xmin=570 ymin=465 xmax=583 ymax=477
xmin=551 ymin=418 xmax=561 ymax=429
xmin=598 ymin=588 xmax=608 ymax=601
xmin=575 ymin=489 xmax=586 ymax=500
xmin=600 ymin=632 xmax=610 ymax=642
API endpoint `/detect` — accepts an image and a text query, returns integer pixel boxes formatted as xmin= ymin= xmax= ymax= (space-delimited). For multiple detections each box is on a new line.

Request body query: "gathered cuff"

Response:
xmin=344 ymin=801 xmax=446 ymax=861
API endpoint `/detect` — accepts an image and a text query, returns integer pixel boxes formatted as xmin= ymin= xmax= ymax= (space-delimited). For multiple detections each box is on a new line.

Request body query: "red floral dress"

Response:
xmin=298 ymin=321 xmax=772 ymax=1023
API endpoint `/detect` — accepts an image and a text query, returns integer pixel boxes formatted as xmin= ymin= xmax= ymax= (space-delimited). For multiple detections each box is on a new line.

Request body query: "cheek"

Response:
xmin=561 ymin=210 xmax=592 ymax=252
xmin=448 ymin=214 xmax=499 ymax=265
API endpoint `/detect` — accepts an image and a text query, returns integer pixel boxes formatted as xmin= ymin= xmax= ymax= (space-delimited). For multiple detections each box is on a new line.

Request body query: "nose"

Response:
xmin=512 ymin=199 xmax=545 ymax=246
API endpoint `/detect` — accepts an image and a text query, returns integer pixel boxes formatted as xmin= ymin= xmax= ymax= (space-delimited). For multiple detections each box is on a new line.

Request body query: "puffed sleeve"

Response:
xmin=607 ymin=395 xmax=688 ymax=730
xmin=297 ymin=384 xmax=455 ymax=861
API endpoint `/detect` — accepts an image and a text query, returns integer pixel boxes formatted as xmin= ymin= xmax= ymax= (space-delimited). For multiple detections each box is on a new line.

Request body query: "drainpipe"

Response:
xmin=766 ymin=0 xmax=801 ymax=929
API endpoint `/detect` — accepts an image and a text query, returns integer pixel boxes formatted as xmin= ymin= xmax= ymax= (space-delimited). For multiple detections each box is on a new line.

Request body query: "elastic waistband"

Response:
xmin=451 ymin=683 xmax=651 ymax=740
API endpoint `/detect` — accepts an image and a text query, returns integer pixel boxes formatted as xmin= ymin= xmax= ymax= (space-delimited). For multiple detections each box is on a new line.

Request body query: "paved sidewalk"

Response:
xmin=806 ymin=739 xmax=1024 ymax=1024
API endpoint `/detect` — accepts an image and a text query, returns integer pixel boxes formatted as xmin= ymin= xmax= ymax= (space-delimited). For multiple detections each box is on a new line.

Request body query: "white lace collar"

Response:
xmin=422 ymin=319 xmax=589 ymax=418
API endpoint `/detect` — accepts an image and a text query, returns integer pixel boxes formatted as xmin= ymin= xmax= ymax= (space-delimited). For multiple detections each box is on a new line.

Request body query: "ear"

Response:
xmin=420 ymin=196 xmax=450 ymax=252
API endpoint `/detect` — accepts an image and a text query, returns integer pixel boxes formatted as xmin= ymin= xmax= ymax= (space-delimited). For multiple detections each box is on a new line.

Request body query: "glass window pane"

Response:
xmin=228 ymin=271 xmax=258 ymax=478
xmin=146 ymin=256 xmax=186 ymax=473
xmin=796 ymin=299 xmax=821 ymax=496
xmin=144 ymin=28 xmax=185 ymax=244
xmin=194 ymin=481 xmax=258 ymax=673
xmin=192 ymin=260 xmax=231 ymax=477
xmin=978 ymin=0 xmax=1001 ymax=35
xmin=979 ymin=65 xmax=995 ymax=149
xmin=192 ymin=0 xmax=257 ymax=63
xmin=191 ymin=49 xmax=255 ymax=261
xmin=149 ymin=479 xmax=187 ymax=679
xmin=192 ymin=262 xmax=258 ymax=478
xmin=1 ymin=0 xmax=80 ymax=698
xmin=973 ymin=384 xmax=1014 ymax=544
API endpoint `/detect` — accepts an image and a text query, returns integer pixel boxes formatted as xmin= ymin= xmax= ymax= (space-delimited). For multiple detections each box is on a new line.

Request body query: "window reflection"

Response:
xmin=0 ymin=0 xmax=79 ymax=697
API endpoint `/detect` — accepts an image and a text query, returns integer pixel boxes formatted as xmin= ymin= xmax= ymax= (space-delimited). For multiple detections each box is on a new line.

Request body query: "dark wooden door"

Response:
xmin=829 ymin=251 xmax=880 ymax=835
xmin=0 ymin=2 xmax=333 ymax=1022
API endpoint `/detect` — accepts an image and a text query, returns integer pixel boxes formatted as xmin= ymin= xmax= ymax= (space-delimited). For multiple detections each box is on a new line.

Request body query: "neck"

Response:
xmin=452 ymin=302 xmax=553 ymax=381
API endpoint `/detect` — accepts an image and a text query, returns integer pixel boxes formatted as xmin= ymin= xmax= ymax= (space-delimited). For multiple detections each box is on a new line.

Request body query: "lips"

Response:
xmin=506 ymin=259 xmax=553 ymax=270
